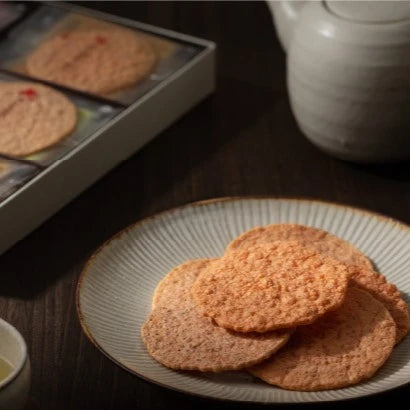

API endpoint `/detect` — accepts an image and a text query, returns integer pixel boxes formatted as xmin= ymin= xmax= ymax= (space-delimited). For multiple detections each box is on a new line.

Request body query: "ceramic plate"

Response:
xmin=77 ymin=197 xmax=410 ymax=403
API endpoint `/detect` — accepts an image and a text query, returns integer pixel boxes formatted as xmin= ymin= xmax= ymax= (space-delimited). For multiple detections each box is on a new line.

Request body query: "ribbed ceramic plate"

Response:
xmin=77 ymin=197 xmax=410 ymax=403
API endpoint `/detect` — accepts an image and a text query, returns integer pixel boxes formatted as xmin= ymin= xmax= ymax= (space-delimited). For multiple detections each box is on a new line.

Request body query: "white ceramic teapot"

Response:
xmin=267 ymin=1 xmax=410 ymax=162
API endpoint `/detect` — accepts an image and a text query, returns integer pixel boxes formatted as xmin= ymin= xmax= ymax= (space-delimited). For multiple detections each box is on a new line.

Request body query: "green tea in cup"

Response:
xmin=0 ymin=357 xmax=13 ymax=382
xmin=0 ymin=318 xmax=30 ymax=410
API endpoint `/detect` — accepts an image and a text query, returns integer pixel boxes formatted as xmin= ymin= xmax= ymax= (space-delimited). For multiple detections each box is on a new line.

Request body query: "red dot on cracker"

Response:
xmin=19 ymin=88 xmax=37 ymax=99
xmin=95 ymin=35 xmax=107 ymax=44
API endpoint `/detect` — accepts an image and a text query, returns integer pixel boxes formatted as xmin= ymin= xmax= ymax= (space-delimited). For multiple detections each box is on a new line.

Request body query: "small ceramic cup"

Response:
xmin=0 ymin=318 xmax=30 ymax=410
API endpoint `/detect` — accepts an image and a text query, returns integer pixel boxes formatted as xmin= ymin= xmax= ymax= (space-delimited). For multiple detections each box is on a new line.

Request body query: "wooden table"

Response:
xmin=1 ymin=2 xmax=409 ymax=409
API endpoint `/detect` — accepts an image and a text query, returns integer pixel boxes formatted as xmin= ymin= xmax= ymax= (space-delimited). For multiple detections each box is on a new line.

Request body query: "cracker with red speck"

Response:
xmin=26 ymin=29 xmax=156 ymax=96
xmin=249 ymin=287 xmax=396 ymax=391
xmin=191 ymin=241 xmax=350 ymax=333
xmin=142 ymin=259 xmax=291 ymax=372
xmin=19 ymin=88 xmax=37 ymax=99
xmin=0 ymin=82 xmax=76 ymax=157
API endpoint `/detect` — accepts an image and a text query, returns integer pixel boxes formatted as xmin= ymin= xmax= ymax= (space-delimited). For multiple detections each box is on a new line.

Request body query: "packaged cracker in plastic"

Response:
xmin=0 ymin=3 xmax=201 ymax=105
xmin=0 ymin=72 xmax=121 ymax=166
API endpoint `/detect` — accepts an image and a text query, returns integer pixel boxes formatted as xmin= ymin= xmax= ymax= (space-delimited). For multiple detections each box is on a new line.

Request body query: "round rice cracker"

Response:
xmin=151 ymin=259 xmax=217 ymax=310
xmin=0 ymin=82 xmax=77 ymax=157
xmin=226 ymin=223 xmax=409 ymax=343
xmin=249 ymin=287 xmax=396 ymax=391
xmin=191 ymin=241 xmax=350 ymax=333
xmin=142 ymin=259 xmax=291 ymax=372
xmin=26 ymin=29 xmax=157 ymax=96
xmin=226 ymin=223 xmax=372 ymax=269
xmin=349 ymin=265 xmax=409 ymax=344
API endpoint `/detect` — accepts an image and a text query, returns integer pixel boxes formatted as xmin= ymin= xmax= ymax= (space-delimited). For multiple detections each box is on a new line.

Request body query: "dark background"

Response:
xmin=0 ymin=2 xmax=409 ymax=409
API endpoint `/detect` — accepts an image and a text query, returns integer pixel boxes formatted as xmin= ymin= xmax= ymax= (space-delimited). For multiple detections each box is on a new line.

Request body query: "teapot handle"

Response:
xmin=267 ymin=1 xmax=307 ymax=52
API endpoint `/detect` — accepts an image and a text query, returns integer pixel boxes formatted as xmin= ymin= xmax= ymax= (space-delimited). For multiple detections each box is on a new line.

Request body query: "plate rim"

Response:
xmin=76 ymin=196 xmax=410 ymax=404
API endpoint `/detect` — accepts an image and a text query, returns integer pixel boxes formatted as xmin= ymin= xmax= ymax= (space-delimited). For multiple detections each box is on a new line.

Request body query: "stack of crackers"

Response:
xmin=141 ymin=224 xmax=409 ymax=391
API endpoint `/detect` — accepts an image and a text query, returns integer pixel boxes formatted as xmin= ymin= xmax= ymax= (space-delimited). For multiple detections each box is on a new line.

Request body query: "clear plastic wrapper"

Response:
xmin=0 ymin=157 xmax=40 ymax=203
xmin=0 ymin=72 xmax=122 ymax=166
xmin=0 ymin=4 xmax=202 ymax=105
xmin=0 ymin=1 xmax=26 ymax=31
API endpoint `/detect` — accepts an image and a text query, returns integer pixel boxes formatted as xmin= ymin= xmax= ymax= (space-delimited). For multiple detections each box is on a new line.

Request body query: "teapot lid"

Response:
xmin=326 ymin=0 xmax=410 ymax=23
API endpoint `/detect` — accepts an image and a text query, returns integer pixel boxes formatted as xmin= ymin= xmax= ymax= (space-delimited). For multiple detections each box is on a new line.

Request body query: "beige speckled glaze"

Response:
xmin=268 ymin=1 xmax=410 ymax=163
xmin=77 ymin=197 xmax=410 ymax=404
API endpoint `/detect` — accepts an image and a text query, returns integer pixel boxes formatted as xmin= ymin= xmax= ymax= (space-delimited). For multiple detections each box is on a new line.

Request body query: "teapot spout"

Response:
xmin=267 ymin=1 xmax=306 ymax=52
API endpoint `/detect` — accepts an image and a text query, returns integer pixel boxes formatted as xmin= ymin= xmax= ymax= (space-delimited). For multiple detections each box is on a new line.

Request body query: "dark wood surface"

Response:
xmin=1 ymin=2 xmax=409 ymax=409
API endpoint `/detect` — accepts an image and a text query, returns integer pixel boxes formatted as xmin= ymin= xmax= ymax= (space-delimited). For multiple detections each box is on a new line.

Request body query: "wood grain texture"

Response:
xmin=0 ymin=2 xmax=408 ymax=410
